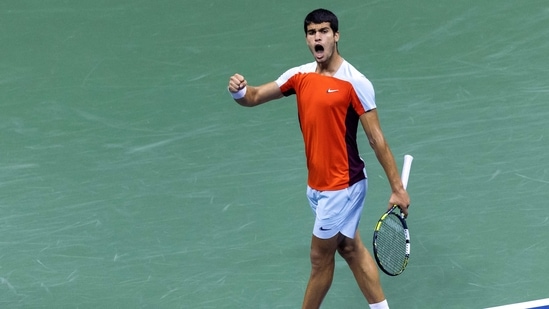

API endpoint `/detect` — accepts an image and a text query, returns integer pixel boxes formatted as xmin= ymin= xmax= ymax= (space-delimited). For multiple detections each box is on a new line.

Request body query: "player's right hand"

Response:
xmin=228 ymin=74 xmax=247 ymax=93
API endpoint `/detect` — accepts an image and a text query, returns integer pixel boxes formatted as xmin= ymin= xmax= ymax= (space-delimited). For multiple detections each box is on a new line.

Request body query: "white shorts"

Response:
xmin=306 ymin=179 xmax=367 ymax=239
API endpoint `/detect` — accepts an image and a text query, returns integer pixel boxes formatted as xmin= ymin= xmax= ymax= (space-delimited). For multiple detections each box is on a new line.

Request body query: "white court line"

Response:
xmin=485 ymin=298 xmax=549 ymax=309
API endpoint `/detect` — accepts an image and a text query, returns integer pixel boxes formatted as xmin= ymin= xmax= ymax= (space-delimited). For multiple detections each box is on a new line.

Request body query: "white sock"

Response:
xmin=369 ymin=299 xmax=389 ymax=309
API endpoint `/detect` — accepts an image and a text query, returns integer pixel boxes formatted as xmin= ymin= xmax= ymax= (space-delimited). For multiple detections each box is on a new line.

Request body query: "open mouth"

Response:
xmin=314 ymin=44 xmax=325 ymax=60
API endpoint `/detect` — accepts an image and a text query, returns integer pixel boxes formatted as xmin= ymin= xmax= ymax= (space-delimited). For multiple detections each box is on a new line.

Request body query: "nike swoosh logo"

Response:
xmin=319 ymin=227 xmax=331 ymax=231
xmin=327 ymin=89 xmax=339 ymax=93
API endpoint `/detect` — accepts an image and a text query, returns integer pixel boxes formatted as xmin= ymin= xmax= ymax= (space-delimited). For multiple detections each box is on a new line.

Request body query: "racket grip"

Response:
xmin=401 ymin=155 xmax=413 ymax=189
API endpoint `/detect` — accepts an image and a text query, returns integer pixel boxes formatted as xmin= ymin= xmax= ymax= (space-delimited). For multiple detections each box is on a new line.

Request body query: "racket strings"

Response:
xmin=375 ymin=215 xmax=407 ymax=274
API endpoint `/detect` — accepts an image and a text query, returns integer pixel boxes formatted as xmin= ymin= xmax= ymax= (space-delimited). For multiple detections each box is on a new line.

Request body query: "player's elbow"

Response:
xmin=366 ymin=127 xmax=387 ymax=147
xmin=368 ymin=136 xmax=390 ymax=155
xmin=368 ymin=136 xmax=383 ymax=149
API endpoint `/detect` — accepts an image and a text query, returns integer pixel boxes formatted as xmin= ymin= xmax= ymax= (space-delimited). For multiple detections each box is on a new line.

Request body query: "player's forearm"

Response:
xmin=228 ymin=75 xmax=282 ymax=107
xmin=234 ymin=86 xmax=261 ymax=107
xmin=371 ymin=139 xmax=405 ymax=193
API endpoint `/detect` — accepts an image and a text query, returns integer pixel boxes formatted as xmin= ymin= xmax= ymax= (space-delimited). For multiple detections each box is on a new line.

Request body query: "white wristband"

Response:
xmin=229 ymin=86 xmax=247 ymax=100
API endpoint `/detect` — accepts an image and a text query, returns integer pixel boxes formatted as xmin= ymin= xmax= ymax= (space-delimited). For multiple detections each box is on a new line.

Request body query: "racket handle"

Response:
xmin=401 ymin=154 xmax=414 ymax=190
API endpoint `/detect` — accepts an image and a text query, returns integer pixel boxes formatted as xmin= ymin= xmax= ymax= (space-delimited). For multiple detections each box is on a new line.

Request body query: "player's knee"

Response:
xmin=337 ymin=242 xmax=357 ymax=261
xmin=309 ymin=248 xmax=334 ymax=269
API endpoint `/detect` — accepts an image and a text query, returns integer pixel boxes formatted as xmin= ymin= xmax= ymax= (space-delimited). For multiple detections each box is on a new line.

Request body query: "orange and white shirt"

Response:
xmin=275 ymin=60 xmax=376 ymax=191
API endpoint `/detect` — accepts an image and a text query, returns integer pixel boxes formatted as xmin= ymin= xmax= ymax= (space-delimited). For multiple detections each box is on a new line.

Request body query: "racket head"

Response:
xmin=372 ymin=206 xmax=410 ymax=276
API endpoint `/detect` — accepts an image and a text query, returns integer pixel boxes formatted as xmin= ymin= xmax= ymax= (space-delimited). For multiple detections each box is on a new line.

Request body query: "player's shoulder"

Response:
xmin=336 ymin=60 xmax=374 ymax=92
xmin=275 ymin=61 xmax=316 ymax=86
xmin=336 ymin=61 xmax=371 ymax=83
xmin=284 ymin=61 xmax=317 ymax=76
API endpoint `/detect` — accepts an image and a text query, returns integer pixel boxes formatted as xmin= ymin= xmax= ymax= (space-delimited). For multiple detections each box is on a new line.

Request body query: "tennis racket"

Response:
xmin=373 ymin=154 xmax=413 ymax=276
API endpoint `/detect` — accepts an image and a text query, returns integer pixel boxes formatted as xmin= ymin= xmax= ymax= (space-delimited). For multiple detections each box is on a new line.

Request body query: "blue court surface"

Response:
xmin=1 ymin=0 xmax=548 ymax=308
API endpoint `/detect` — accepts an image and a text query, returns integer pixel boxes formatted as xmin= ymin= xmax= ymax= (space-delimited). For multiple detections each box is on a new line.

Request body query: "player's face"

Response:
xmin=305 ymin=22 xmax=339 ymax=63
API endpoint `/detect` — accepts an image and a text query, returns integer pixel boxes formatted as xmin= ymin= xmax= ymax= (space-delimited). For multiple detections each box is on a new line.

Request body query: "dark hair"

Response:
xmin=303 ymin=8 xmax=339 ymax=34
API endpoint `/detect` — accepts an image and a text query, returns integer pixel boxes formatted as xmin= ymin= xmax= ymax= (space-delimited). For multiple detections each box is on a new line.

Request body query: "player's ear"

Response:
xmin=334 ymin=31 xmax=340 ymax=43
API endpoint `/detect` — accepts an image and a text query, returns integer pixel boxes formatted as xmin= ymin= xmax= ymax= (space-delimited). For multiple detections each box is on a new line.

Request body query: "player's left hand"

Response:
xmin=388 ymin=189 xmax=410 ymax=217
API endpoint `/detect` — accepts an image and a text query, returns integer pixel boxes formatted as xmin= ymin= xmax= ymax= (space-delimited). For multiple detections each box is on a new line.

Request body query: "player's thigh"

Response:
xmin=309 ymin=233 xmax=340 ymax=263
xmin=337 ymin=230 xmax=368 ymax=258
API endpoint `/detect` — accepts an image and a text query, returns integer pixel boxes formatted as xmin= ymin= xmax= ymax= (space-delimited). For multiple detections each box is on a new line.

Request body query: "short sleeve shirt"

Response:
xmin=275 ymin=60 xmax=376 ymax=191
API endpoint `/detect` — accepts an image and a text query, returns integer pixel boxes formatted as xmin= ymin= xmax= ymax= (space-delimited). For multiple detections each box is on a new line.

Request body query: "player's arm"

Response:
xmin=359 ymin=109 xmax=411 ymax=215
xmin=228 ymin=73 xmax=283 ymax=107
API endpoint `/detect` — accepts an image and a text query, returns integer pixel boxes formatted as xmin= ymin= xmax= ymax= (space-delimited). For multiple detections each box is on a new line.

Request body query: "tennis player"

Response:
xmin=227 ymin=8 xmax=410 ymax=309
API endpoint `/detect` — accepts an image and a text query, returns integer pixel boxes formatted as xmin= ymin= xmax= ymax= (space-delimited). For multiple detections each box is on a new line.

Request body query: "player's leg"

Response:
xmin=337 ymin=231 xmax=386 ymax=305
xmin=335 ymin=179 xmax=387 ymax=306
xmin=302 ymin=233 xmax=341 ymax=309
xmin=303 ymin=183 xmax=367 ymax=308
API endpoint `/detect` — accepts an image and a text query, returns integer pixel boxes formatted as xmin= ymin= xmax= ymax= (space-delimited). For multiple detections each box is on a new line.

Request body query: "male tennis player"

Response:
xmin=227 ymin=8 xmax=409 ymax=309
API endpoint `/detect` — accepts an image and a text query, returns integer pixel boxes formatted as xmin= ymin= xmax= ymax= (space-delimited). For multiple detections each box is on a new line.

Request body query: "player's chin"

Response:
xmin=314 ymin=56 xmax=326 ymax=63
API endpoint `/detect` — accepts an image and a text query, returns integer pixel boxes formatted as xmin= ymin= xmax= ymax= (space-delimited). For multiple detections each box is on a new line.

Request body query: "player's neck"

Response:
xmin=315 ymin=53 xmax=343 ymax=76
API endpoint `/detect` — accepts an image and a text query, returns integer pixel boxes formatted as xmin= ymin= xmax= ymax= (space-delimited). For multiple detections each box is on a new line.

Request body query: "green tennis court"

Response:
xmin=1 ymin=0 xmax=547 ymax=308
